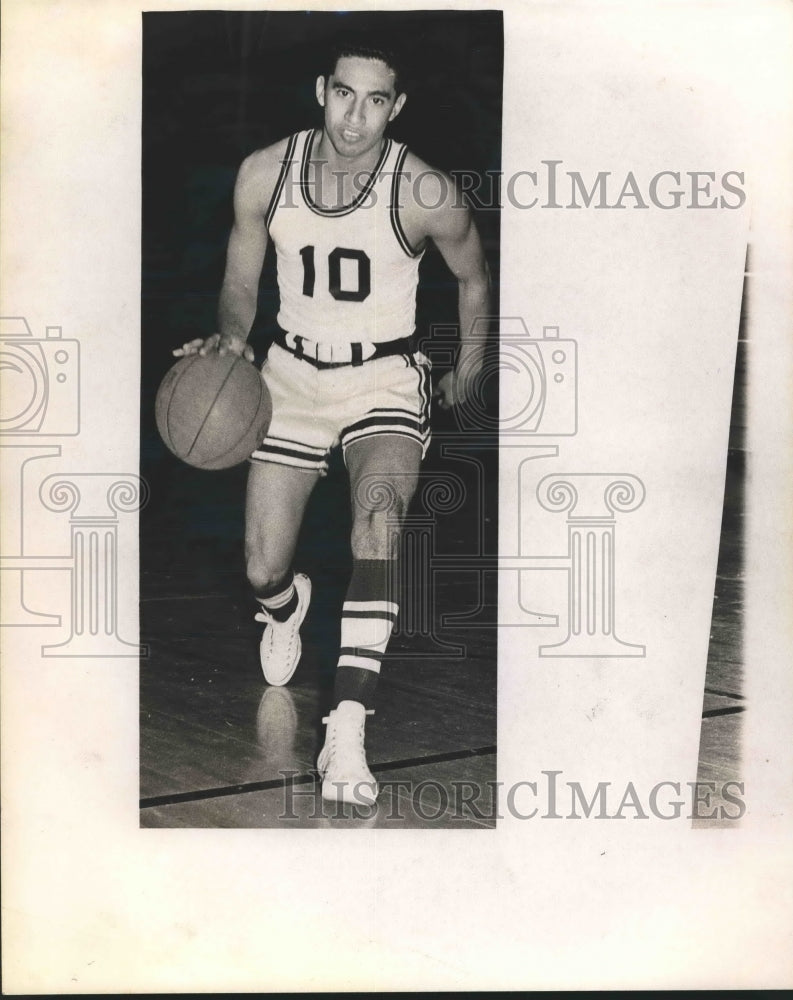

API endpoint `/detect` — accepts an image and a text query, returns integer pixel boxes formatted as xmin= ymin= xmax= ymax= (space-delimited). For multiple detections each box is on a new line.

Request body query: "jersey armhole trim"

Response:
xmin=265 ymin=132 xmax=300 ymax=231
xmin=390 ymin=145 xmax=423 ymax=259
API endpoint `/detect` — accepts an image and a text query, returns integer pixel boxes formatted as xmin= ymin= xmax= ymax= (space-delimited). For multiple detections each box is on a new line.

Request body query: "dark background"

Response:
xmin=141 ymin=9 xmax=503 ymax=664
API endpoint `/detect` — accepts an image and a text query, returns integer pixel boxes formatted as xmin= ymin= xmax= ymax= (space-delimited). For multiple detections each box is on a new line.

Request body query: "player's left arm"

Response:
xmin=423 ymin=173 xmax=491 ymax=409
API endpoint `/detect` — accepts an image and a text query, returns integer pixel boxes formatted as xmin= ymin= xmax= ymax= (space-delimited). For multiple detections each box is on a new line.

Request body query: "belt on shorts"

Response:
xmin=272 ymin=325 xmax=414 ymax=369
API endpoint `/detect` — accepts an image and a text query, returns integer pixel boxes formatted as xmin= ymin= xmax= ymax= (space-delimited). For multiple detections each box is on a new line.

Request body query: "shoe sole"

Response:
xmin=320 ymin=777 xmax=378 ymax=806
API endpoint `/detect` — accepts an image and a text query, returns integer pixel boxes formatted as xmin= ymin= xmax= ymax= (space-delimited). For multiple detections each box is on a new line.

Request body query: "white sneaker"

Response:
xmin=317 ymin=700 xmax=378 ymax=806
xmin=254 ymin=573 xmax=311 ymax=686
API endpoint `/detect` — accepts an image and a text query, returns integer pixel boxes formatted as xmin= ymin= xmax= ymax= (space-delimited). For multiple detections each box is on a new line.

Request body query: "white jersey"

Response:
xmin=266 ymin=129 xmax=423 ymax=345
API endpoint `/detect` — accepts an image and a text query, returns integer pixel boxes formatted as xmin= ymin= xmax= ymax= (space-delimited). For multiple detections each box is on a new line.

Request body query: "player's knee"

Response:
xmin=351 ymin=496 xmax=407 ymax=559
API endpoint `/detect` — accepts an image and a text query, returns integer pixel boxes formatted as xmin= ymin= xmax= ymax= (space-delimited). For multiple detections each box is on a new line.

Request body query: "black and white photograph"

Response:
xmin=140 ymin=8 xmax=503 ymax=827
xmin=2 ymin=0 xmax=792 ymax=992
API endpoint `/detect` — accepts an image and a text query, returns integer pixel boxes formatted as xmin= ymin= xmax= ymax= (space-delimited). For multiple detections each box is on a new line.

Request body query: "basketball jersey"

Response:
xmin=266 ymin=129 xmax=423 ymax=345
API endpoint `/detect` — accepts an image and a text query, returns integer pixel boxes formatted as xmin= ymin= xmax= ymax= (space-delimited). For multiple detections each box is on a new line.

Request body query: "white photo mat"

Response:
xmin=1 ymin=0 xmax=791 ymax=991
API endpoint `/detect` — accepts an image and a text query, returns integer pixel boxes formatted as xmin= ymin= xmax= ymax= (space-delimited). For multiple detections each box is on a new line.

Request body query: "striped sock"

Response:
xmin=334 ymin=559 xmax=398 ymax=711
xmin=256 ymin=575 xmax=298 ymax=623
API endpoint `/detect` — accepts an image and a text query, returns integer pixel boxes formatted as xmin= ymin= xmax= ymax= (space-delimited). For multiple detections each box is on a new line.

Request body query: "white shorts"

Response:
xmin=252 ymin=343 xmax=432 ymax=475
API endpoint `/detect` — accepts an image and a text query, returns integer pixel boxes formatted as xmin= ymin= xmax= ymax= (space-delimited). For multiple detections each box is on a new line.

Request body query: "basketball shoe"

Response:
xmin=317 ymin=700 xmax=378 ymax=806
xmin=254 ymin=573 xmax=311 ymax=686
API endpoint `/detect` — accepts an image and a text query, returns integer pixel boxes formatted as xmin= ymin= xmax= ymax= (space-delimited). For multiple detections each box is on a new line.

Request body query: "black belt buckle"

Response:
xmin=350 ymin=343 xmax=363 ymax=367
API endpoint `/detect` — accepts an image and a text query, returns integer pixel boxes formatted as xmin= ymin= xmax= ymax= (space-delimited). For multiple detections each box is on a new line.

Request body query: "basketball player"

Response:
xmin=175 ymin=39 xmax=490 ymax=806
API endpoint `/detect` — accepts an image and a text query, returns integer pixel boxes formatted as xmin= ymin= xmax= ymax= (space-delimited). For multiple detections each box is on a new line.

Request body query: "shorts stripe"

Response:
xmin=251 ymin=438 xmax=328 ymax=471
xmin=411 ymin=355 xmax=432 ymax=424
xmin=342 ymin=432 xmax=425 ymax=452
xmin=343 ymin=427 xmax=429 ymax=452
xmin=254 ymin=442 xmax=325 ymax=461
xmin=259 ymin=434 xmax=327 ymax=455
xmin=341 ymin=397 xmax=431 ymax=452
xmin=344 ymin=413 xmax=429 ymax=436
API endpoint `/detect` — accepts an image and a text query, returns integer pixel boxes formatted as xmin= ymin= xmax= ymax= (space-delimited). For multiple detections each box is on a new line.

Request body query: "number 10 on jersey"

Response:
xmin=300 ymin=246 xmax=371 ymax=303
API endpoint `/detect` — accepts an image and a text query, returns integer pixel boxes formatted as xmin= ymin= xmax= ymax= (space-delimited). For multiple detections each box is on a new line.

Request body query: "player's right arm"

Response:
xmin=174 ymin=142 xmax=286 ymax=360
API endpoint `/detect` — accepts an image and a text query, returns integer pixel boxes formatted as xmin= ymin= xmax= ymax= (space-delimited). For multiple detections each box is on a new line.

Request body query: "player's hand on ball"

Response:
xmin=173 ymin=333 xmax=254 ymax=363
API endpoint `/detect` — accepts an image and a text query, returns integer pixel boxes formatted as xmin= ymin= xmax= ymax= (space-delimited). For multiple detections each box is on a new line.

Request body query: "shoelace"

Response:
xmin=320 ymin=716 xmax=370 ymax=763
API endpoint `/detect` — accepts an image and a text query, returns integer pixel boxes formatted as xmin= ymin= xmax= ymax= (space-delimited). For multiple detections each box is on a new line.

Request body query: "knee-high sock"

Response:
xmin=334 ymin=559 xmax=398 ymax=711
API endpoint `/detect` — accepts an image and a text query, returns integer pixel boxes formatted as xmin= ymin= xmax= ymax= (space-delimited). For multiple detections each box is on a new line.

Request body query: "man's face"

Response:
xmin=316 ymin=55 xmax=406 ymax=159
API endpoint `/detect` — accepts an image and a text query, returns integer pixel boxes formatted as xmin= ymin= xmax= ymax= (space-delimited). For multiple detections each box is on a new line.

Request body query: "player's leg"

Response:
xmin=246 ymin=459 xmax=321 ymax=685
xmin=317 ymin=433 xmax=423 ymax=805
xmin=341 ymin=432 xmax=422 ymax=701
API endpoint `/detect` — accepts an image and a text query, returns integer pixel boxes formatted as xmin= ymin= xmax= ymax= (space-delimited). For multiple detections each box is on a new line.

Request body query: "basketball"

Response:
xmin=155 ymin=352 xmax=272 ymax=470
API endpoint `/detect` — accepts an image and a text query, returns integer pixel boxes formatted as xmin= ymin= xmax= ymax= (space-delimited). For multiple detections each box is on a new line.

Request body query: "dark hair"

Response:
xmin=324 ymin=35 xmax=409 ymax=95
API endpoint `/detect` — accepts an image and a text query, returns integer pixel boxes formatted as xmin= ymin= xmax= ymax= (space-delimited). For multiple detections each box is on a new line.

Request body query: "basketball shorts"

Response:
xmin=251 ymin=343 xmax=432 ymax=475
